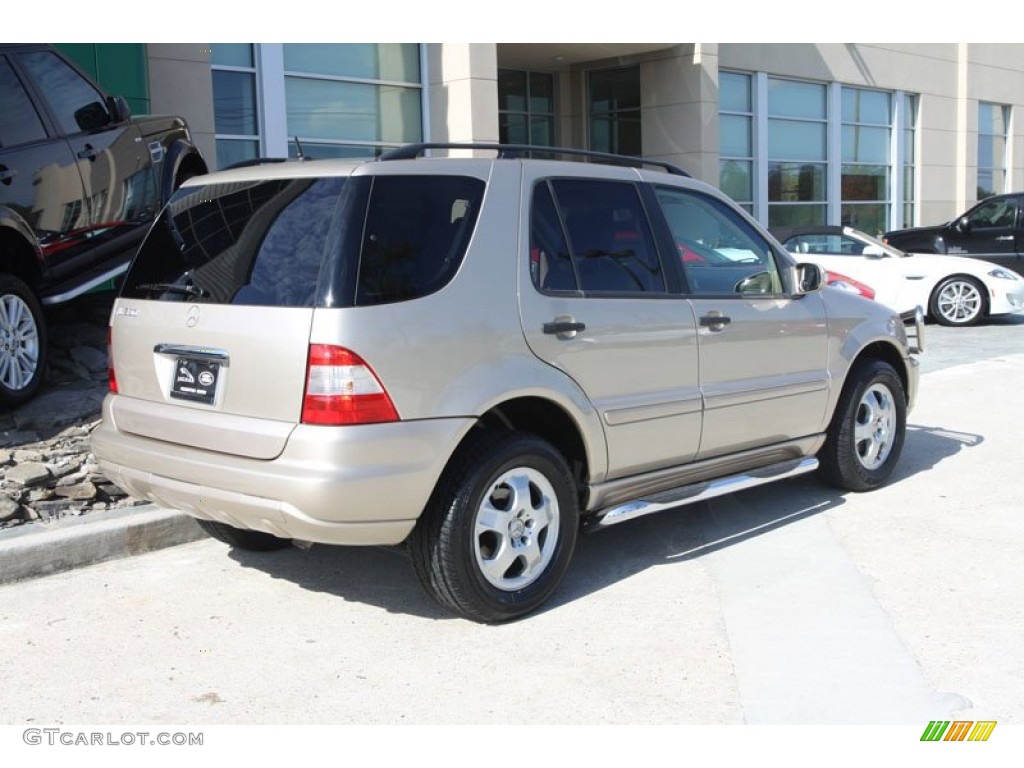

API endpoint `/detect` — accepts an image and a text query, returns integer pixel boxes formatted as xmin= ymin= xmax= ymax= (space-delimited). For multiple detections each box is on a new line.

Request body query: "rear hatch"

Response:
xmin=110 ymin=174 xmax=349 ymax=459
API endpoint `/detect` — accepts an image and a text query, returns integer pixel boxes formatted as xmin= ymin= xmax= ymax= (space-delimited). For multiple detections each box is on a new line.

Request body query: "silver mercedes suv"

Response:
xmin=92 ymin=143 xmax=921 ymax=622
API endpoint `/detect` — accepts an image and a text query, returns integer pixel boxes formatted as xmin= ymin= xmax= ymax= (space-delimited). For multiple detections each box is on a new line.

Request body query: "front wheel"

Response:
xmin=929 ymin=276 xmax=986 ymax=326
xmin=818 ymin=359 xmax=907 ymax=492
xmin=408 ymin=431 xmax=579 ymax=623
xmin=0 ymin=274 xmax=47 ymax=408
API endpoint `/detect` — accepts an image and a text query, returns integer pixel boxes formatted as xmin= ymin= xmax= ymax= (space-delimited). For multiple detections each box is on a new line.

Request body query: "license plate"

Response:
xmin=170 ymin=357 xmax=220 ymax=404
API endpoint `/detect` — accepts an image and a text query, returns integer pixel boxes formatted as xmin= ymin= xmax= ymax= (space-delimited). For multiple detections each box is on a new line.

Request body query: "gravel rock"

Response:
xmin=0 ymin=291 xmax=147 ymax=531
xmin=5 ymin=463 xmax=52 ymax=487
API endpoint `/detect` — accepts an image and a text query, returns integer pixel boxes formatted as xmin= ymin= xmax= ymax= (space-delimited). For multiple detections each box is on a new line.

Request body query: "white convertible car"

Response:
xmin=773 ymin=225 xmax=1024 ymax=326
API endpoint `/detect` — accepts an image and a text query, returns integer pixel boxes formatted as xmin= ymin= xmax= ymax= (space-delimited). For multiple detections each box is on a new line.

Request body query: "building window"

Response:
xmin=589 ymin=67 xmax=641 ymax=156
xmin=901 ymin=93 xmax=917 ymax=228
xmin=282 ymin=43 xmax=421 ymax=159
xmin=498 ymin=69 xmax=555 ymax=147
xmin=978 ymin=102 xmax=1009 ymax=199
xmin=766 ymin=78 xmax=827 ymax=228
xmin=841 ymin=87 xmax=891 ymax=235
xmin=210 ymin=44 xmax=423 ymax=169
xmin=719 ymin=71 xmax=754 ymax=215
xmin=211 ymin=44 xmax=260 ymax=169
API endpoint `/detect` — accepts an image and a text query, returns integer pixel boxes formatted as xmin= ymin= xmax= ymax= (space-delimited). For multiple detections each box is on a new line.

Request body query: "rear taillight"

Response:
xmin=825 ymin=270 xmax=876 ymax=301
xmin=301 ymin=344 xmax=399 ymax=425
xmin=107 ymin=326 xmax=118 ymax=393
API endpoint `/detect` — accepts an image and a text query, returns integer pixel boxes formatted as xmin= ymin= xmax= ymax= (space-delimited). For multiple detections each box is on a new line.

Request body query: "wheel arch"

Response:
xmin=455 ymin=396 xmax=594 ymax=512
xmin=846 ymin=341 xmax=911 ymax=406
xmin=0 ymin=219 xmax=45 ymax=289
xmin=161 ymin=140 xmax=209 ymax=201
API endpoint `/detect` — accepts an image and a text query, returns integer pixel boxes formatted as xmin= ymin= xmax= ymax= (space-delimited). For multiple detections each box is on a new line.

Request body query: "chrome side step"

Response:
xmin=584 ymin=457 xmax=819 ymax=532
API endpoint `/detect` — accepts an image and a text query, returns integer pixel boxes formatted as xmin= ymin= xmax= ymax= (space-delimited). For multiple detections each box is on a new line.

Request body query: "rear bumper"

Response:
xmin=92 ymin=395 xmax=475 ymax=546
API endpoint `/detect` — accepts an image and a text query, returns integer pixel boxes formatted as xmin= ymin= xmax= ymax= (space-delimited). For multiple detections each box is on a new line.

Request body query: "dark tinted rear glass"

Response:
xmin=354 ymin=175 xmax=485 ymax=306
xmin=123 ymin=173 xmax=484 ymax=308
xmin=123 ymin=177 xmax=344 ymax=307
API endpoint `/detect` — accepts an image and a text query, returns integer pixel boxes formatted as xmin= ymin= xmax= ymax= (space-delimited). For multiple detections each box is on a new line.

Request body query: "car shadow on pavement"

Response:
xmin=223 ymin=422 xmax=984 ymax=623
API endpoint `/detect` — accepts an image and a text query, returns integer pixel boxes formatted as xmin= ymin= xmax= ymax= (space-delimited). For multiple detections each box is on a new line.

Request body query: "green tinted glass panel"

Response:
xmin=530 ymin=72 xmax=554 ymax=113
xmin=215 ymin=138 xmax=258 ymax=169
xmin=287 ymin=142 xmax=382 ymax=160
xmin=768 ymin=204 xmax=826 ymax=228
xmin=842 ymin=164 xmax=888 ymax=201
xmin=720 ymin=160 xmax=753 ymax=203
xmin=286 ymin=78 xmax=421 ymax=143
xmin=720 ymin=114 xmax=751 ymax=157
xmin=720 ymin=71 xmax=751 ymax=112
xmin=768 ymin=162 xmax=825 ymax=202
xmin=499 ymin=113 xmax=528 ymax=144
xmin=590 ymin=67 xmax=640 ymax=113
xmin=768 ymin=79 xmax=826 ymax=119
xmin=842 ymin=88 xmax=890 ymax=125
xmin=283 ymin=44 xmax=419 ymax=83
xmin=842 ymin=125 xmax=890 ymax=163
xmin=768 ymin=119 xmax=826 ymax=160
xmin=211 ymin=44 xmax=253 ymax=68
xmin=213 ymin=70 xmax=257 ymax=135
xmin=841 ymin=203 xmax=887 ymax=235
xmin=498 ymin=69 xmax=527 ymax=112
xmin=530 ymin=115 xmax=555 ymax=146
xmin=54 ymin=43 xmax=150 ymax=115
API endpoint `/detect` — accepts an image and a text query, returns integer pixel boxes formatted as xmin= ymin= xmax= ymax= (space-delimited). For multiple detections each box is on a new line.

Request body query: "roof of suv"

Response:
xmin=184 ymin=143 xmax=692 ymax=187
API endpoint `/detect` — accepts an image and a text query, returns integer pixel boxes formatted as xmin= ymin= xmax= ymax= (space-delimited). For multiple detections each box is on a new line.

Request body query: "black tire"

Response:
xmin=0 ymin=273 xmax=47 ymax=408
xmin=408 ymin=431 xmax=579 ymax=623
xmin=929 ymin=275 xmax=986 ymax=327
xmin=195 ymin=519 xmax=291 ymax=552
xmin=818 ymin=359 xmax=907 ymax=492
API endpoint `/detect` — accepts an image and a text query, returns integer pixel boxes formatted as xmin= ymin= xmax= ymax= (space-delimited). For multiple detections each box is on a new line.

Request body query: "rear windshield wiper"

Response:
xmin=136 ymin=282 xmax=208 ymax=298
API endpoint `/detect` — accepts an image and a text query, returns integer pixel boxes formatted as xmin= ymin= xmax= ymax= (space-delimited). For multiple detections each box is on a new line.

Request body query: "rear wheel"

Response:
xmin=195 ymin=519 xmax=291 ymax=551
xmin=818 ymin=359 xmax=907 ymax=492
xmin=409 ymin=431 xmax=579 ymax=623
xmin=0 ymin=274 xmax=47 ymax=407
xmin=929 ymin=276 xmax=986 ymax=326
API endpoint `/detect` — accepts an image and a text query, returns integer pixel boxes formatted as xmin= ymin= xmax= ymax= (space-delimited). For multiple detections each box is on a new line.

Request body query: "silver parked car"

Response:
xmin=92 ymin=144 xmax=921 ymax=622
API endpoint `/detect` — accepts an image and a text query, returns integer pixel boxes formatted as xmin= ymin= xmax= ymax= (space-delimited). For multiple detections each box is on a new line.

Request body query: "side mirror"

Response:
xmin=862 ymin=245 xmax=886 ymax=258
xmin=735 ymin=270 xmax=775 ymax=295
xmin=795 ymin=262 xmax=824 ymax=293
xmin=106 ymin=95 xmax=132 ymax=123
xmin=73 ymin=101 xmax=112 ymax=132
xmin=954 ymin=216 xmax=970 ymax=233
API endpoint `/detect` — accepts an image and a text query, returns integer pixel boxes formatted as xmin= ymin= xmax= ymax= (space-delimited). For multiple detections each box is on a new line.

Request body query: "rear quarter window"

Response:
xmin=354 ymin=175 xmax=485 ymax=306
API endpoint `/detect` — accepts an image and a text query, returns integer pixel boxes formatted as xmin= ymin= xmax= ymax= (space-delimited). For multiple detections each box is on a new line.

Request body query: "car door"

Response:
xmin=14 ymin=48 xmax=155 ymax=278
xmin=518 ymin=169 xmax=702 ymax=480
xmin=652 ymin=186 xmax=830 ymax=460
xmin=945 ymin=195 xmax=1023 ymax=273
xmin=0 ymin=53 xmax=89 ymax=261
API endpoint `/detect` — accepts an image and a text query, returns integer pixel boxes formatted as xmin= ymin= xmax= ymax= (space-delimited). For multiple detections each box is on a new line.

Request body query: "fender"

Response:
xmin=160 ymin=139 xmax=208 ymax=204
xmin=0 ymin=207 xmax=47 ymax=281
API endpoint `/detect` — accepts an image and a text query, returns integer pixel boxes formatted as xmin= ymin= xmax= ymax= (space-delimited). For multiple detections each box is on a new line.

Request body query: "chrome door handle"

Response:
xmin=996 ymin=235 xmax=1014 ymax=241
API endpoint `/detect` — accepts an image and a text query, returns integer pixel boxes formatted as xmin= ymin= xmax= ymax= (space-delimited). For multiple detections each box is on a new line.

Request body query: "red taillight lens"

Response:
xmin=301 ymin=344 xmax=399 ymax=425
xmin=825 ymin=270 xmax=876 ymax=300
xmin=107 ymin=326 xmax=118 ymax=393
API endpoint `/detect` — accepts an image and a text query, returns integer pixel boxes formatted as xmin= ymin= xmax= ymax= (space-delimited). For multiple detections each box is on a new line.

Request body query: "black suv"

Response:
xmin=883 ymin=193 xmax=1024 ymax=277
xmin=0 ymin=43 xmax=207 ymax=406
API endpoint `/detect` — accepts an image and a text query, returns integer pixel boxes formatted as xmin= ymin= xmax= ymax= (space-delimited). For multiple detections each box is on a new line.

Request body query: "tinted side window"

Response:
xmin=552 ymin=179 xmax=665 ymax=293
xmin=123 ymin=177 xmax=344 ymax=307
xmin=966 ymin=197 xmax=1016 ymax=228
xmin=654 ymin=187 xmax=782 ymax=296
xmin=18 ymin=51 xmax=109 ymax=135
xmin=0 ymin=57 xmax=47 ymax=147
xmin=355 ymin=175 xmax=484 ymax=306
xmin=530 ymin=182 xmax=577 ymax=292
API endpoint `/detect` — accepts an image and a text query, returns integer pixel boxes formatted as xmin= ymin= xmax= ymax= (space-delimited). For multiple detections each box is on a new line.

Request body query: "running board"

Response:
xmin=584 ymin=457 xmax=819 ymax=532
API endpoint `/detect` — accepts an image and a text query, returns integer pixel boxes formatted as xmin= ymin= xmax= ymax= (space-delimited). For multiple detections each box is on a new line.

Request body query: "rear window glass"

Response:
xmin=123 ymin=173 xmax=485 ymax=309
xmin=123 ymin=177 xmax=344 ymax=307
xmin=353 ymin=175 xmax=484 ymax=306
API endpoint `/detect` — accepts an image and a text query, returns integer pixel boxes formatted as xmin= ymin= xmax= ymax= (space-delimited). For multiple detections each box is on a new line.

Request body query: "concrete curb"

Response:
xmin=0 ymin=506 xmax=207 ymax=585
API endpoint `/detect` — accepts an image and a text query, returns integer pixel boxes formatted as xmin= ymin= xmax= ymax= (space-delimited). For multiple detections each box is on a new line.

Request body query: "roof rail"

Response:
xmin=377 ymin=143 xmax=690 ymax=177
